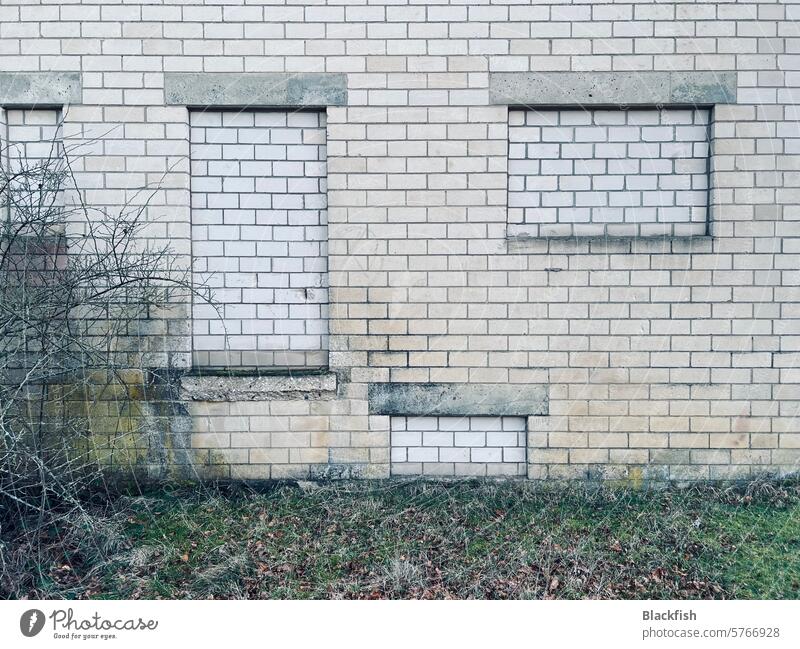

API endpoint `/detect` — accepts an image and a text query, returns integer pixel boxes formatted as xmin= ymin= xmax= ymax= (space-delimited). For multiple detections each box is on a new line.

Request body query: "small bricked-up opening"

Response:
xmin=189 ymin=109 xmax=329 ymax=372
xmin=507 ymin=107 xmax=711 ymax=239
xmin=391 ymin=416 xmax=527 ymax=478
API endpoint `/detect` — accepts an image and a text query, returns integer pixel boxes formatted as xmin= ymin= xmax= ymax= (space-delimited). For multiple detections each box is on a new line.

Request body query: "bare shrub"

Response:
xmin=0 ymin=124 xmax=194 ymax=597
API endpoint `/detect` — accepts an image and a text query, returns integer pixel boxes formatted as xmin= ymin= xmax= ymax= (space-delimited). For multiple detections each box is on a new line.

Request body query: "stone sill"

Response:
xmin=508 ymin=222 xmax=709 ymax=239
xmin=181 ymin=371 xmax=337 ymax=402
xmin=508 ymin=234 xmax=713 ymax=253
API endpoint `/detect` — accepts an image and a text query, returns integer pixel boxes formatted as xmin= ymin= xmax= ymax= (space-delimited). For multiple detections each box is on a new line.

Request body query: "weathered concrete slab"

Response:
xmin=181 ymin=372 xmax=337 ymax=401
xmin=489 ymin=71 xmax=736 ymax=106
xmin=164 ymin=73 xmax=348 ymax=107
xmin=670 ymin=71 xmax=737 ymax=104
xmin=369 ymin=383 xmax=548 ymax=416
xmin=0 ymin=72 xmax=82 ymax=106
xmin=491 ymin=72 xmax=669 ymax=106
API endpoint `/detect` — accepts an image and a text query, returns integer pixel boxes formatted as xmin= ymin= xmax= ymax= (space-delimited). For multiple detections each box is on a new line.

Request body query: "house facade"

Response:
xmin=1 ymin=0 xmax=798 ymax=482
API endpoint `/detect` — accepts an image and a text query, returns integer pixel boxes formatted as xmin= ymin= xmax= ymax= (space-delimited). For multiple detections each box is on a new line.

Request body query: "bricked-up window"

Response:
xmin=190 ymin=110 xmax=328 ymax=370
xmin=4 ymin=108 xmax=62 ymax=164
xmin=508 ymin=108 xmax=710 ymax=238
xmin=3 ymin=109 xmax=64 ymax=218
xmin=391 ymin=416 xmax=527 ymax=477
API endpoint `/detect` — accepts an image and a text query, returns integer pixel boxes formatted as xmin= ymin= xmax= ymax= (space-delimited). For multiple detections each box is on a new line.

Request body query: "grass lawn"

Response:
xmin=14 ymin=479 xmax=800 ymax=599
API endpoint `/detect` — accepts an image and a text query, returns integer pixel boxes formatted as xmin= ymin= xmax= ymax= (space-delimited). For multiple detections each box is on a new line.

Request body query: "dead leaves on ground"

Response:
xmin=13 ymin=481 xmax=797 ymax=599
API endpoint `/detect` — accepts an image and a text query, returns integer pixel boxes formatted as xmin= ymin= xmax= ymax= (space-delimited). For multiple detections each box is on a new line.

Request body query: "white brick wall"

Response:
xmin=508 ymin=108 xmax=710 ymax=238
xmin=190 ymin=109 xmax=328 ymax=369
xmin=5 ymin=109 xmax=62 ymax=166
xmin=2 ymin=0 xmax=798 ymax=483
xmin=2 ymin=109 xmax=63 ymax=221
xmin=391 ymin=416 xmax=527 ymax=477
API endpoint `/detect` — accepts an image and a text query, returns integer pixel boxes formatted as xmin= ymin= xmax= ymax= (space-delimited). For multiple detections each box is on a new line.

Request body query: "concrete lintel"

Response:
xmin=181 ymin=372 xmax=337 ymax=401
xmin=0 ymin=72 xmax=82 ymax=106
xmin=489 ymin=71 xmax=736 ymax=106
xmin=164 ymin=73 xmax=348 ymax=107
xmin=669 ymin=71 xmax=737 ymax=104
xmin=368 ymin=383 xmax=548 ymax=416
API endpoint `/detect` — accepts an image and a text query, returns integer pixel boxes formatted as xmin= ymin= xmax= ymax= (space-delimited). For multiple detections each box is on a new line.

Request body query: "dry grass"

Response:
xmin=3 ymin=479 xmax=800 ymax=600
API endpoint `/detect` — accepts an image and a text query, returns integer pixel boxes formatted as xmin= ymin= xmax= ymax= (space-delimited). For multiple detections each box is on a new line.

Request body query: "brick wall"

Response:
xmin=3 ymin=108 xmax=63 ymax=217
xmin=4 ymin=108 xmax=62 ymax=169
xmin=0 ymin=0 xmax=798 ymax=483
xmin=1 ymin=107 xmax=65 ymax=365
xmin=190 ymin=108 xmax=328 ymax=370
xmin=508 ymin=107 xmax=710 ymax=238
xmin=391 ymin=415 xmax=527 ymax=477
